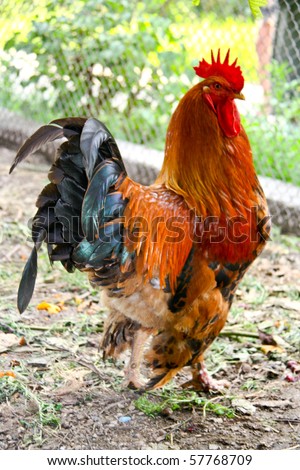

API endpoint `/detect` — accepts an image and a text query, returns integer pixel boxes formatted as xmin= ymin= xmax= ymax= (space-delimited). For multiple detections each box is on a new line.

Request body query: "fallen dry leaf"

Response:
xmin=0 ymin=331 xmax=20 ymax=353
xmin=261 ymin=345 xmax=285 ymax=355
xmin=231 ymin=398 xmax=256 ymax=415
xmin=76 ymin=299 xmax=92 ymax=313
xmin=27 ymin=357 xmax=49 ymax=368
xmin=37 ymin=301 xmax=61 ymax=314
xmin=10 ymin=359 xmax=20 ymax=367
xmin=258 ymin=330 xmax=277 ymax=346
xmin=54 ymin=379 xmax=83 ymax=396
xmin=19 ymin=336 xmax=27 ymax=346
xmin=75 ymin=296 xmax=83 ymax=305
xmin=0 ymin=371 xmax=16 ymax=378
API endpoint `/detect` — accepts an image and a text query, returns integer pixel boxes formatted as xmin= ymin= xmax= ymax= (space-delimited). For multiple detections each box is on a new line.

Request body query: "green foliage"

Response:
xmin=193 ymin=0 xmax=266 ymax=17
xmin=0 ymin=1 xmax=299 ymax=185
xmin=246 ymin=116 xmax=300 ymax=186
xmin=0 ymin=0 xmax=191 ymax=147
xmin=269 ymin=61 xmax=300 ymax=120
xmin=0 ymin=0 xmax=257 ymax=149
xmin=135 ymin=388 xmax=235 ymax=418
xmin=248 ymin=0 xmax=267 ymax=17
xmin=195 ymin=0 xmax=250 ymax=18
xmin=245 ymin=61 xmax=300 ymax=186
xmin=0 ymin=375 xmax=61 ymax=428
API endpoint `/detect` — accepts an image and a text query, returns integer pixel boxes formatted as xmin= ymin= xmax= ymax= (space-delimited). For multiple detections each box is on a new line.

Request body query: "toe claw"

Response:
xmin=186 ymin=361 xmax=230 ymax=392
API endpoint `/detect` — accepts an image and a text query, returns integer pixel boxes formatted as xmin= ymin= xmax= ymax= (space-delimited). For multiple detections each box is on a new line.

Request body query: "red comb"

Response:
xmin=194 ymin=49 xmax=244 ymax=92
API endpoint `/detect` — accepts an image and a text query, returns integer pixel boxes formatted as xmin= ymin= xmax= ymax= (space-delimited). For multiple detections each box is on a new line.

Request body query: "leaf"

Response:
xmin=27 ymin=357 xmax=49 ymax=368
xmin=261 ymin=345 xmax=284 ymax=354
xmin=0 ymin=371 xmax=16 ymax=378
xmin=37 ymin=302 xmax=61 ymax=314
xmin=248 ymin=0 xmax=267 ymax=17
xmin=0 ymin=332 xmax=20 ymax=353
xmin=19 ymin=337 xmax=27 ymax=346
xmin=258 ymin=330 xmax=277 ymax=346
xmin=231 ymin=398 xmax=256 ymax=415
xmin=54 ymin=379 xmax=84 ymax=397
xmin=4 ymin=36 xmax=19 ymax=51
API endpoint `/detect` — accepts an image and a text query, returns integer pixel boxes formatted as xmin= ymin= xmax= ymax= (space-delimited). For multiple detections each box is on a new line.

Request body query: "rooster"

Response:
xmin=10 ymin=49 xmax=270 ymax=391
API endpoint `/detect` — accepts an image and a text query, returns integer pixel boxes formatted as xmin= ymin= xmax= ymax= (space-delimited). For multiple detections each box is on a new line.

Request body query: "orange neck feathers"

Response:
xmin=156 ymin=82 xmax=258 ymax=220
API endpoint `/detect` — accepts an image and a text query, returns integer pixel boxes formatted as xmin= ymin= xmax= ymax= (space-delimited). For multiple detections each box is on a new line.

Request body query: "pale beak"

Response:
xmin=234 ymin=92 xmax=245 ymax=100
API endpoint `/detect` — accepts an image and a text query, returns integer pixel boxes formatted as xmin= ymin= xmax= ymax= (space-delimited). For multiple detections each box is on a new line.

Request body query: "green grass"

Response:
xmin=239 ymin=275 xmax=268 ymax=306
xmin=246 ymin=116 xmax=300 ymax=186
xmin=0 ymin=375 xmax=61 ymax=435
xmin=135 ymin=387 xmax=235 ymax=418
xmin=271 ymin=225 xmax=300 ymax=252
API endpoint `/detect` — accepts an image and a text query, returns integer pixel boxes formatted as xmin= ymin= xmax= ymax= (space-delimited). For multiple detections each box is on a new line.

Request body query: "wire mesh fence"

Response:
xmin=0 ymin=0 xmax=299 ymax=232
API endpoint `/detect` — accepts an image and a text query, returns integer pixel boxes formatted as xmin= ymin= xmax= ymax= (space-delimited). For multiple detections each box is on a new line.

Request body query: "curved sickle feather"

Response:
xmin=9 ymin=117 xmax=87 ymax=174
xmin=17 ymin=247 xmax=38 ymax=314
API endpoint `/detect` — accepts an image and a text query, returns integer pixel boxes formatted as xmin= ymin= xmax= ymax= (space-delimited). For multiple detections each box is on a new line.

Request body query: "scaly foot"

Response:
xmin=123 ymin=363 xmax=145 ymax=390
xmin=182 ymin=361 xmax=230 ymax=392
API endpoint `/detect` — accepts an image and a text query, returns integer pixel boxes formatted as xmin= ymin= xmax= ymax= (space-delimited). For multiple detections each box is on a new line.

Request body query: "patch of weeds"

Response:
xmin=0 ymin=220 xmax=30 ymax=244
xmin=0 ymin=317 xmax=38 ymax=344
xmin=239 ymin=275 xmax=268 ymax=306
xmin=135 ymin=388 xmax=235 ymax=419
xmin=229 ymin=305 xmax=245 ymax=322
xmin=38 ymin=250 xmax=97 ymax=293
xmin=282 ymin=329 xmax=300 ymax=352
xmin=271 ymin=226 xmax=300 ymax=252
xmin=241 ymin=379 xmax=260 ymax=391
xmin=82 ymin=393 xmax=94 ymax=403
xmin=0 ymin=375 xmax=61 ymax=433
xmin=287 ymin=289 xmax=300 ymax=301
xmin=204 ymin=338 xmax=233 ymax=373
xmin=75 ymin=315 xmax=104 ymax=335
xmin=134 ymin=395 xmax=164 ymax=417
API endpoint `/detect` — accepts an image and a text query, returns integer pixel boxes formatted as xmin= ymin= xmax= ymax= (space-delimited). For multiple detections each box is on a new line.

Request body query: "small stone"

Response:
xmin=208 ymin=444 xmax=219 ymax=450
xmin=232 ymin=398 xmax=256 ymax=415
xmin=159 ymin=407 xmax=173 ymax=417
xmin=239 ymin=363 xmax=252 ymax=374
xmin=118 ymin=416 xmax=132 ymax=424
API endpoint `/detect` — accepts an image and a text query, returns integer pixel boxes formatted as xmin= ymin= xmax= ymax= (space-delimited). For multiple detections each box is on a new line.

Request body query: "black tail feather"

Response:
xmin=9 ymin=117 xmax=86 ymax=174
xmin=12 ymin=117 xmax=129 ymax=313
xmin=80 ymin=117 xmax=124 ymax=179
xmin=17 ymin=247 xmax=38 ymax=314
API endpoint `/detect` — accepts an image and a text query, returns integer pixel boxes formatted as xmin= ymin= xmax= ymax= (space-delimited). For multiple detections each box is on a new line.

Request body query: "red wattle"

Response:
xmin=217 ymin=100 xmax=241 ymax=138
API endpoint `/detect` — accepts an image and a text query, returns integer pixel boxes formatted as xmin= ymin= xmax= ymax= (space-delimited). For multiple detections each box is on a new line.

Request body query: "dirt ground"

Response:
xmin=0 ymin=145 xmax=300 ymax=450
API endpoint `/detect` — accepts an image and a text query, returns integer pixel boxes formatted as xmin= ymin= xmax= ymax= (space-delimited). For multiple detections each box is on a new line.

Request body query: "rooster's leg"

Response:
xmin=182 ymin=359 xmax=230 ymax=392
xmin=123 ymin=328 xmax=150 ymax=390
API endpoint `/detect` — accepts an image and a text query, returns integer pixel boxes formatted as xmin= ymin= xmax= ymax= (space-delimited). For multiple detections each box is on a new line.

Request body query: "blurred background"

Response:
xmin=0 ymin=0 xmax=299 ymax=206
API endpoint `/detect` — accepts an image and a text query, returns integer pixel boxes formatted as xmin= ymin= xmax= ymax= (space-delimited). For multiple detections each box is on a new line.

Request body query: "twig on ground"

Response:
xmin=220 ymin=329 xmax=260 ymax=339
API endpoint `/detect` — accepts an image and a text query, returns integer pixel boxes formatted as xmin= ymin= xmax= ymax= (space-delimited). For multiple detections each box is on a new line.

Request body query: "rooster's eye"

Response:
xmin=214 ymin=83 xmax=222 ymax=90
